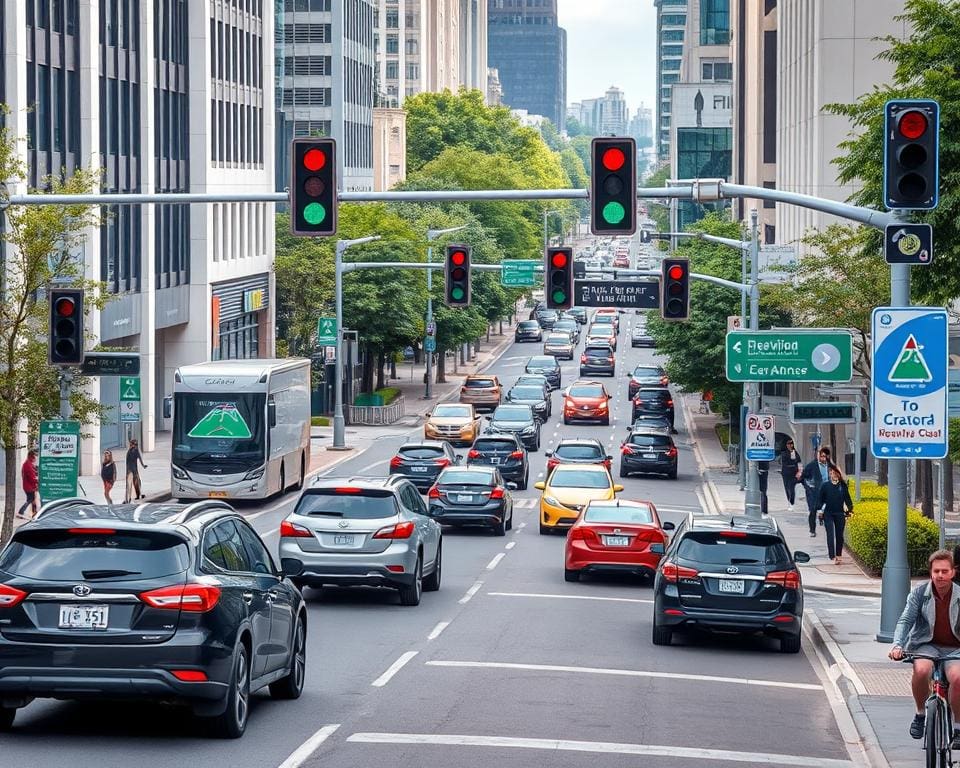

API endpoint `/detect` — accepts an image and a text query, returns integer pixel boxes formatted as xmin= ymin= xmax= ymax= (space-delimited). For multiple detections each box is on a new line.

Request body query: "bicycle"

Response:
xmin=903 ymin=654 xmax=955 ymax=768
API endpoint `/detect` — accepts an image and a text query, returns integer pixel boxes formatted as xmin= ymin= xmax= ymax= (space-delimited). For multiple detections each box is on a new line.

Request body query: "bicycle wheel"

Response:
xmin=925 ymin=696 xmax=950 ymax=768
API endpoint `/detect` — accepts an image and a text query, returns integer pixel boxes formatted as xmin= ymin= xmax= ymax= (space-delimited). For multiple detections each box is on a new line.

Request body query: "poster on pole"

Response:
xmin=745 ymin=413 xmax=776 ymax=461
xmin=39 ymin=420 xmax=80 ymax=502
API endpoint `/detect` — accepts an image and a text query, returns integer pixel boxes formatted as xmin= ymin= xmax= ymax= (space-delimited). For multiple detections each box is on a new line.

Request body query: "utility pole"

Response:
xmin=743 ymin=209 xmax=763 ymax=519
xmin=424 ymin=226 xmax=467 ymax=400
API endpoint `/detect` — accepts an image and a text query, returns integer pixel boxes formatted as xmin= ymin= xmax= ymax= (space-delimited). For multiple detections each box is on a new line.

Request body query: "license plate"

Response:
xmin=719 ymin=579 xmax=745 ymax=594
xmin=208 ymin=491 xmax=228 ymax=498
xmin=491 ymin=457 xmax=501 ymax=465
xmin=411 ymin=466 xmax=428 ymax=473
xmin=604 ymin=536 xmax=630 ymax=547
xmin=456 ymin=494 xmax=474 ymax=503
xmin=333 ymin=534 xmax=355 ymax=546
xmin=58 ymin=604 xmax=109 ymax=630
xmin=643 ymin=453 xmax=656 ymax=459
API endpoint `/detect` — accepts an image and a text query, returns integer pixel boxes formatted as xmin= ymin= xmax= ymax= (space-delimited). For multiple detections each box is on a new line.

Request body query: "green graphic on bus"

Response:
xmin=187 ymin=404 xmax=253 ymax=439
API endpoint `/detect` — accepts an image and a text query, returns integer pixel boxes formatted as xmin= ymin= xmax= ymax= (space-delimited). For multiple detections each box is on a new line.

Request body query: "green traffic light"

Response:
xmin=451 ymin=286 xmax=465 ymax=301
xmin=602 ymin=201 xmax=626 ymax=224
xmin=303 ymin=202 xmax=327 ymax=225
xmin=551 ymin=289 xmax=567 ymax=305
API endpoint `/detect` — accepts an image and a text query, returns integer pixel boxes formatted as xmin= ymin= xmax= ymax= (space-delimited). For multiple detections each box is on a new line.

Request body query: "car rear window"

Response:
xmin=569 ymin=384 xmax=604 ymax=397
xmin=585 ymin=347 xmax=612 ymax=358
xmin=0 ymin=530 xmax=189 ymax=581
xmin=638 ymin=388 xmax=669 ymax=399
xmin=464 ymin=378 xmax=496 ymax=388
xmin=556 ymin=444 xmax=603 ymax=459
xmin=584 ymin=503 xmax=653 ymax=524
xmin=549 ymin=469 xmax=610 ymax=488
xmin=509 ymin=386 xmax=543 ymax=400
xmin=519 ymin=321 xmax=539 ymax=329
xmin=399 ymin=446 xmax=445 ymax=459
xmin=438 ymin=469 xmax=495 ymax=486
xmin=546 ymin=334 xmax=570 ymax=344
xmin=677 ymin=533 xmax=790 ymax=566
xmin=632 ymin=366 xmax=661 ymax=377
xmin=295 ymin=489 xmax=398 ymax=519
xmin=627 ymin=433 xmax=673 ymax=447
xmin=473 ymin=439 xmax=517 ymax=452
xmin=527 ymin=356 xmax=558 ymax=368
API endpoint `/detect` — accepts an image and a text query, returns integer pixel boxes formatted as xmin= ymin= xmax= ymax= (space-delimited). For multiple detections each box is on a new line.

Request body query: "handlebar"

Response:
xmin=900 ymin=654 xmax=953 ymax=663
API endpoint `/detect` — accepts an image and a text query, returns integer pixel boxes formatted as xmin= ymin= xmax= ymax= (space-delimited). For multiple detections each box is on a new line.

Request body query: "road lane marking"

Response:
xmin=345 ymin=733 xmax=851 ymax=767
xmin=505 ymin=541 xmax=516 ymax=550
xmin=371 ymin=651 xmax=418 ymax=687
xmin=277 ymin=724 xmax=341 ymax=768
xmin=425 ymin=660 xmax=823 ymax=692
xmin=516 ymin=522 xmax=526 ymax=531
xmin=486 ymin=553 xmax=506 ymax=570
xmin=358 ymin=458 xmax=389 ymax=473
xmin=488 ymin=591 xmax=652 ymax=604
xmin=427 ymin=621 xmax=450 ymax=641
xmin=459 ymin=580 xmax=484 ymax=604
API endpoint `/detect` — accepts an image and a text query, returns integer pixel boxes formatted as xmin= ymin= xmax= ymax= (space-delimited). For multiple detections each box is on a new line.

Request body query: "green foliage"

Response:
xmin=374 ymin=387 xmax=401 ymax=405
xmin=825 ymin=0 xmax=960 ymax=302
xmin=949 ymin=418 xmax=960 ymax=463
xmin=565 ymin=116 xmax=592 ymax=138
xmin=845 ymin=480 xmax=937 ymax=576
xmin=311 ymin=416 xmax=330 ymax=427
xmin=642 ymin=165 xmax=671 ymax=244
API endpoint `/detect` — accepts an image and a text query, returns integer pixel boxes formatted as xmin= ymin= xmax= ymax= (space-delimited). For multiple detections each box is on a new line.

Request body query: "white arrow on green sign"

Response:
xmin=501 ymin=260 xmax=539 ymax=287
xmin=725 ymin=330 xmax=853 ymax=382
xmin=317 ymin=316 xmax=337 ymax=346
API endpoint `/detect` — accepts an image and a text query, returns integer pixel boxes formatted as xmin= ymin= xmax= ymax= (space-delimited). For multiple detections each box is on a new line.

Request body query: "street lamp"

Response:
xmin=332 ymin=235 xmax=381 ymax=450
xmin=425 ymin=226 xmax=467 ymax=400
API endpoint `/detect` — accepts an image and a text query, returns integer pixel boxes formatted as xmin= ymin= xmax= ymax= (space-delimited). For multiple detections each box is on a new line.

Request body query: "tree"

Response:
xmin=538 ymin=119 xmax=563 ymax=152
xmin=565 ymin=116 xmax=592 ymax=138
xmin=825 ymin=0 xmax=960 ymax=302
xmin=0 ymin=118 xmax=103 ymax=544
xmin=643 ymin=165 xmax=672 ymax=243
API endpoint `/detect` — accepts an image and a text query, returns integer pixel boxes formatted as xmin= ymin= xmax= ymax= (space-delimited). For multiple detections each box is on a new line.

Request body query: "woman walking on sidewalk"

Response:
xmin=778 ymin=439 xmax=802 ymax=511
xmin=816 ymin=465 xmax=854 ymax=565
xmin=101 ymin=450 xmax=117 ymax=505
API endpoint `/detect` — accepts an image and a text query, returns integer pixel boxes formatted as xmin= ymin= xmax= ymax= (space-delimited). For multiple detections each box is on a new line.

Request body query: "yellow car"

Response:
xmin=535 ymin=463 xmax=623 ymax=535
xmin=424 ymin=403 xmax=482 ymax=447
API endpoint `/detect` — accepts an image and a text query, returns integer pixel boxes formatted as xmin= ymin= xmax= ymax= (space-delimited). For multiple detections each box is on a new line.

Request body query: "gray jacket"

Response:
xmin=893 ymin=582 xmax=960 ymax=649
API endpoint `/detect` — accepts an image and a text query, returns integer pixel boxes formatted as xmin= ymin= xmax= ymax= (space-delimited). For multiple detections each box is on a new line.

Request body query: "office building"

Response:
xmin=654 ymin=0 xmax=688 ymax=160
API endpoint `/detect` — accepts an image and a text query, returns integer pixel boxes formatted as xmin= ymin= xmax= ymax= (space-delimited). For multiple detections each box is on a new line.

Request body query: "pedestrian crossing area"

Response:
xmin=514 ymin=498 xmax=538 ymax=509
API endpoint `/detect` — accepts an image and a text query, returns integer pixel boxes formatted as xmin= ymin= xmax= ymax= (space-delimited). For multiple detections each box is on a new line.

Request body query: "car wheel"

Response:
xmin=564 ymin=568 xmax=580 ymax=582
xmin=209 ymin=642 xmax=250 ymax=738
xmin=493 ymin=515 xmax=506 ymax=537
xmin=563 ymin=416 xmax=570 ymax=425
xmin=539 ymin=523 xmax=551 ymax=535
xmin=619 ymin=467 xmax=628 ymax=478
xmin=423 ymin=542 xmax=442 ymax=592
xmin=780 ymin=634 xmax=802 ymax=654
xmin=398 ymin=555 xmax=423 ymax=606
xmin=519 ymin=471 xmax=529 ymax=491
xmin=669 ymin=468 xmax=678 ymax=480
xmin=533 ymin=433 xmax=540 ymax=452
xmin=0 ymin=706 xmax=17 ymax=731
xmin=270 ymin=615 xmax=306 ymax=700
xmin=651 ymin=620 xmax=673 ymax=647
xmin=506 ymin=509 xmax=513 ymax=530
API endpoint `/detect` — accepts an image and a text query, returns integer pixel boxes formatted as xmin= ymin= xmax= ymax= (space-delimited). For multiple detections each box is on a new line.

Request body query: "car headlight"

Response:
xmin=521 ymin=425 xmax=535 ymax=434
xmin=172 ymin=464 xmax=190 ymax=481
xmin=244 ymin=467 xmax=265 ymax=481
xmin=544 ymin=495 xmax=560 ymax=506
xmin=598 ymin=402 xmax=608 ymax=410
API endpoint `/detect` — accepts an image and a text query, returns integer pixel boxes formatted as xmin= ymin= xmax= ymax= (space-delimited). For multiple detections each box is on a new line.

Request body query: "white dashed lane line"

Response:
xmin=371 ymin=651 xmax=418 ymax=688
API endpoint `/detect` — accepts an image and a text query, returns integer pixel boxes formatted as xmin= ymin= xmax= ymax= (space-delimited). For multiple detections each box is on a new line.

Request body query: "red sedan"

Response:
xmin=562 ymin=381 xmax=612 ymax=425
xmin=564 ymin=499 xmax=674 ymax=582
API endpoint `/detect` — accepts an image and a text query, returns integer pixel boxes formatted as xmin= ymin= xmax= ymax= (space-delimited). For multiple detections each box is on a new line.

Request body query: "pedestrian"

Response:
xmin=124 ymin=439 xmax=148 ymax=503
xmin=757 ymin=460 xmax=769 ymax=516
xmin=16 ymin=449 xmax=39 ymax=519
xmin=799 ymin=446 xmax=832 ymax=537
xmin=101 ymin=450 xmax=117 ymax=505
xmin=816 ymin=464 xmax=854 ymax=565
xmin=778 ymin=438 xmax=802 ymax=511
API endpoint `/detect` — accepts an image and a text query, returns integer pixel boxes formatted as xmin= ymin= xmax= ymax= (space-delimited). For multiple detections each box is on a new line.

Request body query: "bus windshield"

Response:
xmin=173 ymin=393 xmax=266 ymax=473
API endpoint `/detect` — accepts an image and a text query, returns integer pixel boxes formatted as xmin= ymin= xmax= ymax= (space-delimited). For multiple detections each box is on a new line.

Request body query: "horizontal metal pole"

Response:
xmin=342 ymin=189 xmax=588 ymax=202
xmin=662 ymin=231 xmax=750 ymax=251
xmin=342 ymin=261 xmax=512 ymax=273
xmin=6 ymin=192 xmax=290 ymax=205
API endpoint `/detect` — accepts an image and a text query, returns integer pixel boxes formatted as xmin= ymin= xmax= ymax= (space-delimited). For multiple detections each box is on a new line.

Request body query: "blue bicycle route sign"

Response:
xmin=871 ymin=307 xmax=949 ymax=459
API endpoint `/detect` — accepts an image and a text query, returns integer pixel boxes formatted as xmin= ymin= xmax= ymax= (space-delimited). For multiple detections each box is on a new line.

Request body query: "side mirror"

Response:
xmin=506 ymin=482 xmax=518 ymax=491
xmin=424 ymin=412 xmax=432 ymax=418
xmin=268 ymin=400 xmax=278 ymax=429
xmin=484 ymin=415 xmax=492 ymax=421
xmin=544 ymin=451 xmax=553 ymax=457
xmin=163 ymin=396 xmax=173 ymax=419
xmin=662 ymin=521 xmax=676 ymax=531
xmin=613 ymin=484 xmax=624 ymax=492
xmin=793 ymin=551 xmax=811 ymax=564
xmin=455 ymin=454 xmax=463 ymax=462
xmin=280 ymin=558 xmax=304 ymax=579
xmin=534 ymin=481 xmax=546 ymax=490
xmin=606 ymin=455 xmax=613 ymax=461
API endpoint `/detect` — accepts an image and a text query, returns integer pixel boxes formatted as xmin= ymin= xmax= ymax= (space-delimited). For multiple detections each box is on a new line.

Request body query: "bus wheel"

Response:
xmin=295 ymin=454 xmax=306 ymax=491
xmin=279 ymin=466 xmax=286 ymax=495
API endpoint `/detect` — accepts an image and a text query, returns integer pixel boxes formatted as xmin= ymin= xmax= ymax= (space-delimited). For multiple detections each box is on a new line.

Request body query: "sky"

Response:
xmin=556 ymin=0 xmax=659 ymax=121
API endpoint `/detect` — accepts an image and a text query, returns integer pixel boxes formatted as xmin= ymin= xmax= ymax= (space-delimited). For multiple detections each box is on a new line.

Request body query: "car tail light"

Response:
xmin=621 ymin=444 xmax=635 ymax=455
xmin=460 ymin=387 xmax=468 ymax=394
xmin=389 ymin=456 xmax=403 ymax=468
xmin=666 ymin=399 xmax=674 ymax=407
xmin=547 ymin=458 xmax=558 ymax=471
xmin=664 ymin=609 xmax=684 ymax=616
xmin=386 ymin=565 xmax=405 ymax=573
xmin=607 ymin=357 xmax=614 ymax=363
xmin=373 ymin=521 xmax=416 ymax=539
xmin=68 ymin=528 xmax=117 ymax=535
xmin=0 ymin=583 xmax=27 ymax=608
xmin=660 ymin=376 xmax=669 ymax=385
xmin=766 ymin=570 xmax=801 ymax=590
xmin=435 ymin=459 xmax=451 ymax=467
xmin=489 ymin=487 xmax=506 ymax=499
xmin=171 ymin=669 xmax=209 ymax=682
xmin=661 ymin=562 xmax=699 ymax=583
xmin=665 ymin=447 xmax=678 ymax=458
xmin=772 ymin=615 xmax=796 ymax=623
xmin=569 ymin=527 xmax=597 ymax=543
xmin=280 ymin=520 xmax=313 ymax=538
xmin=580 ymin=354 xmax=587 ymax=363
xmin=510 ymin=450 xmax=524 ymax=459
xmin=428 ymin=486 xmax=440 ymax=499
xmin=467 ymin=449 xmax=481 ymax=459
xmin=718 ymin=531 xmax=748 ymax=538
xmin=334 ymin=486 xmax=362 ymax=494
xmin=141 ymin=584 xmax=221 ymax=612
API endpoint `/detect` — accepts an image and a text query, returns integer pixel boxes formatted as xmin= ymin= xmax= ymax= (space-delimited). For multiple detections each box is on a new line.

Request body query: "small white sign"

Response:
xmin=727 ymin=315 xmax=743 ymax=332
xmin=745 ymin=413 xmax=776 ymax=461
xmin=40 ymin=433 xmax=78 ymax=458
xmin=120 ymin=399 xmax=141 ymax=423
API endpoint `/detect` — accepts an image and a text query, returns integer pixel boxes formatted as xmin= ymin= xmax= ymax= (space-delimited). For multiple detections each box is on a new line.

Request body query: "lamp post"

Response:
xmin=332 ymin=235 xmax=381 ymax=450
xmin=425 ymin=226 xmax=468 ymax=400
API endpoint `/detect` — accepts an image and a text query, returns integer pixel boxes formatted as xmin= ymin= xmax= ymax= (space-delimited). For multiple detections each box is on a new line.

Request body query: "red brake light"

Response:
xmin=0 ymin=583 xmax=27 ymax=608
xmin=467 ymin=449 xmax=481 ymax=459
xmin=665 ymin=447 xmax=678 ymax=458
xmin=334 ymin=486 xmax=362 ymax=494
xmin=428 ymin=486 xmax=440 ymax=499
xmin=140 ymin=584 xmax=221 ymax=612
xmin=389 ymin=456 xmax=403 ymax=468
xmin=386 ymin=565 xmax=405 ymax=573
xmin=171 ymin=669 xmax=209 ymax=682
xmin=280 ymin=520 xmax=313 ymax=538
xmin=718 ymin=530 xmax=748 ymax=538
xmin=580 ymin=354 xmax=587 ymax=363
xmin=68 ymin=528 xmax=117 ymax=535
xmin=621 ymin=444 xmax=634 ymax=455
xmin=489 ymin=487 xmax=505 ymax=499
xmin=766 ymin=570 xmax=801 ymax=590
xmin=547 ymin=458 xmax=558 ymax=471
xmin=661 ymin=562 xmax=699 ymax=583
xmin=510 ymin=450 xmax=524 ymax=459
xmin=660 ymin=377 xmax=669 ymax=385
xmin=666 ymin=399 xmax=674 ymax=407
xmin=435 ymin=458 xmax=451 ymax=468
xmin=373 ymin=521 xmax=416 ymax=539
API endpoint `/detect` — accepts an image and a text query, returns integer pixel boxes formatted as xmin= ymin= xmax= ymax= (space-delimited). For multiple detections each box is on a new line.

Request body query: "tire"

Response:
xmin=533 ymin=434 xmax=540 ymax=452
xmin=519 ymin=472 xmax=528 ymax=491
xmin=398 ymin=555 xmax=423 ymax=606
xmin=493 ymin=515 xmax=506 ymax=536
xmin=295 ymin=454 xmax=306 ymax=491
xmin=563 ymin=416 xmax=570 ymax=425
xmin=270 ymin=615 xmax=306 ymax=700
xmin=279 ymin=466 xmax=286 ymax=496
xmin=506 ymin=509 xmax=513 ymax=530
xmin=0 ymin=706 xmax=16 ymax=732
xmin=209 ymin=643 xmax=250 ymax=739
xmin=564 ymin=568 xmax=580 ymax=582
xmin=779 ymin=634 xmax=802 ymax=654
xmin=619 ymin=467 xmax=628 ymax=478
xmin=539 ymin=523 xmax=551 ymax=535
xmin=651 ymin=620 xmax=673 ymax=647
xmin=423 ymin=542 xmax=442 ymax=592
xmin=669 ymin=469 xmax=678 ymax=480
xmin=925 ymin=696 xmax=947 ymax=768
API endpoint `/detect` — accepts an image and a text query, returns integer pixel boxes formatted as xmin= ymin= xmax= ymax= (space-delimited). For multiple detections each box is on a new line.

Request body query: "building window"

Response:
xmin=386 ymin=9 xmax=398 ymax=27
xmin=406 ymin=62 xmax=419 ymax=80
xmin=283 ymin=23 xmax=330 ymax=43
xmin=661 ymin=44 xmax=683 ymax=57
xmin=283 ymin=55 xmax=331 ymax=75
xmin=215 ymin=313 xmax=261 ymax=360
xmin=701 ymin=61 xmax=732 ymax=81
xmin=281 ymin=87 xmax=332 ymax=106
xmin=386 ymin=34 xmax=398 ymax=54
xmin=661 ymin=14 xmax=685 ymax=26
xmin=700 ymin=0 xmax=731 ymax=45
xmin=662 ymin=59 xmax=680 ymax=72
xmin=661 ymin=29 xmax=684 ymax=42
xmin=661 ymin=73 xmax=679 ymax=84
xmin=284 ymin=0 xmax=330 ymax=9
xmin=404 ymin=38 xmax=418 ymax=55
xmin=385 ymin=61 xmax=398 ymax=80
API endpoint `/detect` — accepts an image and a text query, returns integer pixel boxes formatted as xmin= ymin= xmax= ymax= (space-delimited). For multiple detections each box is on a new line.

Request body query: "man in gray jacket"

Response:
xmin=889 ymin=549 xmax=960 ymax=745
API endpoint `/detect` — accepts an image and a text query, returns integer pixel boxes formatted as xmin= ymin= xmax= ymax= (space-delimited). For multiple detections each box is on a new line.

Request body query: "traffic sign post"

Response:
xmin=317 ymin=316 xmax=338 ymax=346
xmin=870 ymin=307 xmax=948 ymax=459
xmin=119 ymin=376 xmax=141 ymax=424
xmin=39 ymin=419 xmax=80 ymax=502
xmin=725 ymin=330 xmax=853 ymax=382
xmin=744 ymin=413 xmax=776 ymax=461
xmin=501 ymin=260 xmax=538 ymax=287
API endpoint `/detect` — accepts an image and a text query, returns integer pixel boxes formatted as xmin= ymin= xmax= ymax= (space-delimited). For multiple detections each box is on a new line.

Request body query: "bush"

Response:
xmin=310 ymin=416 xmax=330 ymax=427
xmin=374 ymin=387 xmax=401 ymax=405
xmin=844 ymin=480 xmax=939 ymax=576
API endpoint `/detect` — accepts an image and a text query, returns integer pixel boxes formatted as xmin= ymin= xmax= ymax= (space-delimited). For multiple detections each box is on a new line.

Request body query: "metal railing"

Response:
xmin=348 ymin=396 xmax=405 ymax=426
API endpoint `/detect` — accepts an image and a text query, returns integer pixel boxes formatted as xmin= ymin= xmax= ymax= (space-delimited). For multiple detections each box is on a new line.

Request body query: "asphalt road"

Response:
xmin=0 ymin=293 xmax=860 ymax=767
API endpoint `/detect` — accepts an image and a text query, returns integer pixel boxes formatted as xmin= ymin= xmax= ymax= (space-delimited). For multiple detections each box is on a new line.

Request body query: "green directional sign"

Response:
xmin=39 ymin=419 xmax=80 ymax=502
xmin=501 ymin=260 xmax=539 ymax=287
xmin=317 ymin=316 xmax=337 ymax=346
xmin=725 ymin=330 xmax=853 ymax=382
xmin=188 ymin=404 xmax=253 ymax=439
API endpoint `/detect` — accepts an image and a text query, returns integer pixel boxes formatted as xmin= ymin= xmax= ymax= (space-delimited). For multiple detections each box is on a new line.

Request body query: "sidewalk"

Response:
xmin=681 ymin=392 xmax=921 ymax=768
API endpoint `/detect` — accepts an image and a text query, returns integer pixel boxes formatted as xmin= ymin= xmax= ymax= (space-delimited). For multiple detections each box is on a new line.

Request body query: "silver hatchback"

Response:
xmin=279 ymin=476 xmax=442 ymax=606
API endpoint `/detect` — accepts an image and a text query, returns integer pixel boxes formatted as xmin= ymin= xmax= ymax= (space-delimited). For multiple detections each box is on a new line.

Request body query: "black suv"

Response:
xmin=389 ymin=440 xmax=461 ymax=492
xmin=0 ymin=499 xmax=307 ymax=737
xmin=467 ymin=434 xmax=529 ymax=489
xmin=631 ymin=386 xmax=675 ymax=430
xmin=525 ymin=355 xmax=561 ymax=390
xmin=515 ymin=320 xmax=544 ymax=343
xmin=620 ymin=429 xmax=678 ymax=479
xmin=652 ymin=516 xmax=810 ymax=653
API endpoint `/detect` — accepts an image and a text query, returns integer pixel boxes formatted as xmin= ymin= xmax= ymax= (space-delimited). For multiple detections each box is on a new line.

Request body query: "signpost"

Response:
xmin=39 ymin=419 xmax=80 ymax=502
xmin=745 ymin=413 xmax=776 ymax=461
xmin=885 ymin=223 xmax=933 ymax=265
xmin=317 ymin=316 xmax=337 ymax=346
xmin=501 ymin=260 xmax=539 ymax=287
xmin=725 ymin=330 xmax=853 ymax=382
xmin=80 ymin=352 xmax=140 ymax=376
xmin=119 ymin=376 xmax=141 ymax=423
xmin=871 ymin=307 xmax=948 ymax=459
xmin=573 ymin=280 xmax=659 ymax=309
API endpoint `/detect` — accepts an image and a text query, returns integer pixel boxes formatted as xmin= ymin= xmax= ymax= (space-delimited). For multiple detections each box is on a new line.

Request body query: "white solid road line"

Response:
xmin=277 ymin=724 xmax=341 ymax=768
xmin=425 ymin=660 xmax=824 ymax=692
xmin=427 ymin=621 xmax=450 ymax=641
xmin=505 ymin=541 xmax=516 ymax=550
xmin=459 ymin=580 xmax=484 ymax=604
xmin=345 ymin=732 xmax=852 ymax=767
xmin=371 ymin=651 xmax=419 ymax=687
xmin=488 ymin=591 xmax=652 ymax=604
xmin=358 ymin=458 xmax=389 ymax=473
xmin=486 ymin=553 xmax=506 ymax=570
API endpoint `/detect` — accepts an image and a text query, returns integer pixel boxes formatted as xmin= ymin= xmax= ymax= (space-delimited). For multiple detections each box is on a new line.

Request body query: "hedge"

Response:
xmin=375 ymin=387 xmax=401 ymax=405
xmin=844 ymin=480 xmax=939 ymax=576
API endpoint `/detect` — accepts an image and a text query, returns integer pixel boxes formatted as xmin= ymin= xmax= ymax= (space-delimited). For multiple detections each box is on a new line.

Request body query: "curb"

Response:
xmin=804 ymin=584 xmax=882 ymax=599
xmin=677 ymin=392 xmax=728 ymax=516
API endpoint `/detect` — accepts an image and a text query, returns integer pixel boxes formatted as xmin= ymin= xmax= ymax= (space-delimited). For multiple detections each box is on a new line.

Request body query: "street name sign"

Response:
xmin=120 ymin=376 xmax=141 ymax=423
xmin=885 ymin=223 xmax=933 ymax=265
xmin=501 ymin=260 xmax=538 ymax=287
xmin=745 ymin=413 xmax=776 ymax=461
xmin=317 ymin=316 xmax=337 ymax=346
xmin=790 ymin=401 xmax=858 ymax=424
xmin=725 ymin=330 xmax=853 ymax=382
xmin=574 ymin=280 xmax=659 ymax=309
xmin=80 ymin=352 xmax=140 ymax=376
xmin=871 ymin=307 xmax=948 ymax=459
xmin=39 ymin=419 xmax=80 ymax=502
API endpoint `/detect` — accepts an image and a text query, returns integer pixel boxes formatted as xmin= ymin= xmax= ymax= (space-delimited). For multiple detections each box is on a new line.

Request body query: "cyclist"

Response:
xmin=889 ymin=549 xmax=960 ymax=746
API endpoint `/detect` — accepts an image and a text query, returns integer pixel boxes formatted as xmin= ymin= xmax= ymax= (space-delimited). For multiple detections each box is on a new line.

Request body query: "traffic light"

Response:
xmin=545 ymin=247 xmax=573 ymax=310
xmin=290 ymin=138 xmax=338 ymax=236
xmin=49 ymin=287 xmax=85 ymax=365
xmin=444 ymin=244 xmax=471 ymax=307
xmin=883 ymin=99 xmax=939 ymax=210
xmin=660 ymin=258 xmax=690 ymax=321
xmin=590 ymin=137 xmax=636 ymax=235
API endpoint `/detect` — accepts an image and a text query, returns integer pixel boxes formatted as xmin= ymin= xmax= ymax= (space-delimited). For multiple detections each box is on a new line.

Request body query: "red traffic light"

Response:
xmin=551 ymin=251 xmax=569 ymax=268
xmin=450 ymin=250 xmax=466 ymax=266
xmin=55 ymin=297 xmax=77 ymax=317
xmin=667 ymin=265 xmax=685 ymax=280
xmin=303 ymin=148 xmax=327 ymax=172
xmin=601 ymin=147 xmax=626 ymax=172
xmin=898 ymin=110 xmax=928 ymax=140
